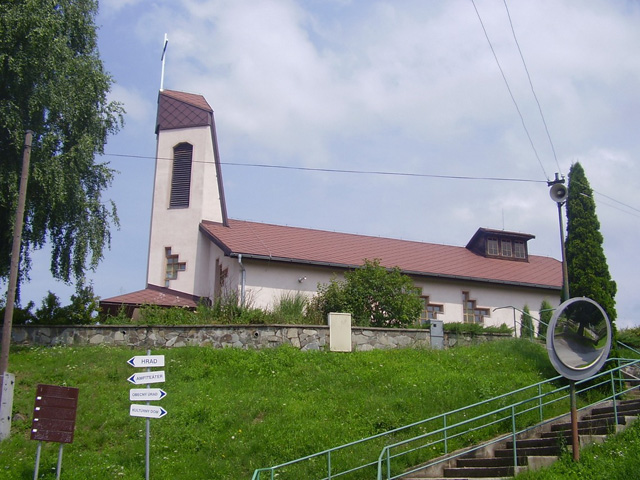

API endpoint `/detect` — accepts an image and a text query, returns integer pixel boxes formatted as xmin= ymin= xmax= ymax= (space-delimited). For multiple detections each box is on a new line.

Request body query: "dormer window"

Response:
xmin=501 ymin=240 xmax=512 ymax=257
xmin=487 ymin=238 xmax=499 ymax=256
xmin=514 ymin=241 xmax=526 ymax=259
xmin=466 ymin=228 xmax=534 ymax=262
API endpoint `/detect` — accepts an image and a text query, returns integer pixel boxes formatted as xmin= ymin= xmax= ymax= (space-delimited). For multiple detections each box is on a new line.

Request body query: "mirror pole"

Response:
xmin=570 ymin=381 xmax=580 ymax=461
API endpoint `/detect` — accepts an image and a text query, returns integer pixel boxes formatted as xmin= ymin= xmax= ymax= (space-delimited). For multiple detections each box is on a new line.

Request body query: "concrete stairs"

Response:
xmin=403 ymin=396 xmax=640 ymax=480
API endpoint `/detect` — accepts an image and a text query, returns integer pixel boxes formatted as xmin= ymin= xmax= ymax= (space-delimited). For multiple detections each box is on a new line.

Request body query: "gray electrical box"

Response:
xmin=430 ymin=320 xmax=444 ymax=350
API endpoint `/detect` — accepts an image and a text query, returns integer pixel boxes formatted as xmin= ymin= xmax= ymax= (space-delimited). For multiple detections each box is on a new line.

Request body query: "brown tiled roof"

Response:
xmin=200 ymin=219 xmax=562 ymax=290
xmin=100 ymin=284 xmax=200 ymax=309
xmin=156 ymin=89 xmax=212 ymax=132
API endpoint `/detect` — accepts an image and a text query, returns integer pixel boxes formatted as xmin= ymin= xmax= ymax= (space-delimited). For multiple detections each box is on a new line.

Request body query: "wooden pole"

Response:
xmin=1 ymin=130 xmax=33 ymax=376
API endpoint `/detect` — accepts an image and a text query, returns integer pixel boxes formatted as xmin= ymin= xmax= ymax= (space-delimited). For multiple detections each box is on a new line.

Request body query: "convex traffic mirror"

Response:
xmin=546 ymin=297 xmax=612 ymax=381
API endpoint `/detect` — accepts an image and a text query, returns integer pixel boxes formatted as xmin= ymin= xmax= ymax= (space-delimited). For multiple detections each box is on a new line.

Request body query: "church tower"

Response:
xmin=146 ymin=90 xmax=228 ymax=298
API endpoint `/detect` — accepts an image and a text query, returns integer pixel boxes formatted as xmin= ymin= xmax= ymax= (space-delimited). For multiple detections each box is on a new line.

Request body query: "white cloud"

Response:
xmin=108 ymin=84 xmax=154 ymax=126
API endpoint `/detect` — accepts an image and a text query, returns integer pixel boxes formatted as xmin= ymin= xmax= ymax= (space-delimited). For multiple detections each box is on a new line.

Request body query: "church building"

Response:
xmin=100 ymin=89 xmax=562 ymax=333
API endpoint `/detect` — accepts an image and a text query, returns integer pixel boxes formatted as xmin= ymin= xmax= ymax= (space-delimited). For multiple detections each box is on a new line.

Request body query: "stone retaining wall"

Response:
xmin=6 ymin=324 xmax=510 ymax=351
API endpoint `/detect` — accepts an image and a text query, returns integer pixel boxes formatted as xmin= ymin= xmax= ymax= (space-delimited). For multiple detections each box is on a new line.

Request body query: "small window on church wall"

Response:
xmin=169 ymin=143 xmax=193 ymax=208
xmin=165 ymin=247 xmax=186 ymax=287
xmin=462 ymin=291 xmax=489 ymax=324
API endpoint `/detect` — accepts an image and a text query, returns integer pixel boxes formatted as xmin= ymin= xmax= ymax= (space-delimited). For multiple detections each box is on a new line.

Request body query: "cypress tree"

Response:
xmin=538 ymin=299 xmax=553 ymax=339
xmin=565 ymin=162 xmax=617 ymax=335
xmin=520 ymin=304 xmax=534 ymax=339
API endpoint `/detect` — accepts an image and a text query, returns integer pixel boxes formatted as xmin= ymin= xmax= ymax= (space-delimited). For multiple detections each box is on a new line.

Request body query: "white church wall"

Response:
xmin=222 ymin=257 xmax=559 ymax=331
xmin=414 ymin=277 xmax=558 ymax=335
xmin=147 ymin=125 xmax=224 ymax=293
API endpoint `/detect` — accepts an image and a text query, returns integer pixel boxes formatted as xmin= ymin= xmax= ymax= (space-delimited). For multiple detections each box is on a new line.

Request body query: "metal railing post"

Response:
xmin=611 ymin=371 xmax=619 ymax=427
xmin=386 ymin=448 xmax=391 ymax=479
xmin=443 ymin=414 xmax=448 ymax=454
xmin=511 ymin=406 xmax=518 ymax=468
xmin=327 ymin=450 xmax=332 ymax=479
xmin=538 ymin=384 xmax=543 ymax=422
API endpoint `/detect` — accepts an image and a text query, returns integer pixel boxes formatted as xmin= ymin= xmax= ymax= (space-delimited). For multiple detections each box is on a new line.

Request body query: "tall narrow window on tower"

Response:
xmin=170 ymin=142 xmax=193 ymax=208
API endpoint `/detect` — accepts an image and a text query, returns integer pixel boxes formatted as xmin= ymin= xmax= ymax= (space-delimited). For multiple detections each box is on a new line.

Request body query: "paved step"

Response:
xmin=541 ymin=426 xmax=613 ymax=439
xmin=550 ymin=416 xmax=625 ymax=433
xmin=505 ymin=437 xmax=561 ymax=449
xmin=443 ymin=465 xmax=516 ymax=478
xmin=456 ymin=456 xmax=527 ymax=468
xmin=590 ymin=401 xmax=640 ymax=417
xmin=495 ymin=445 xmax=563 ymax=457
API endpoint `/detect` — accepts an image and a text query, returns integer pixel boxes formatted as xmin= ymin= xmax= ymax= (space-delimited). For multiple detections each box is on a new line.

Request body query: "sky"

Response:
xmin=9 ymin=0 xmax=640 ymax=328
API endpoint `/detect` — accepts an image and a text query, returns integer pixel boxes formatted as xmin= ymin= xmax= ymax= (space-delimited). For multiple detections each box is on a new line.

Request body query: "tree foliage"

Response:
xmin=0 ymin=0 xmax=124 ymax=285
xmin=312 ymin=259 xmax=423 ymax=328
xmin=520 ymin=304 xmax=534 ymax=339
xmin=538 ymin=299 xmax=553 ymax=339
xmin=5 ymin=283 xmax=99 ymax=325
xmin=565 ymin=162 xmax=617 ymax=332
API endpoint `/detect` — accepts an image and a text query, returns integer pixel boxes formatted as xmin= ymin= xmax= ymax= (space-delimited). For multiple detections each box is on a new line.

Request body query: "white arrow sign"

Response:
xmin=129 ymin=388 xmax=167 ymax=401
xmin=127 ymin=371 xmax=166 ymax=385
xmin=130 ymin=404 xmax=167 ymax=419
xmin=127 ymin=355 xmax=165 ymax=368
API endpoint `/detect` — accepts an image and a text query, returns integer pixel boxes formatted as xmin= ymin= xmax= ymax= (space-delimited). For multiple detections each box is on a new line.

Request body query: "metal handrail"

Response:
xmin=376 ymin=357 xmax=640 ymax=479
xmin=251 ymin=356 xmax=640 ymax=479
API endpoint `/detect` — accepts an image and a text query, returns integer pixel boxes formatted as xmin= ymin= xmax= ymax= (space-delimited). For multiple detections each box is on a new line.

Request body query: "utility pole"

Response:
xmin=0 ymin=131 xmax=33 ymax=440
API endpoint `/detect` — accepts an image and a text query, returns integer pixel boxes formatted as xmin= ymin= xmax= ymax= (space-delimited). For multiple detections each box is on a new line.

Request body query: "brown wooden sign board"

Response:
xmin=30 ymin=384 xmax=79 ymax=444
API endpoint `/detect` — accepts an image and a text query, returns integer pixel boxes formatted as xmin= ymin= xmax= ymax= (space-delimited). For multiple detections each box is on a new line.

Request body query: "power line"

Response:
xmin=102 ymin=152 xmax=640 ymax=218
xmin=593 ymin=189 xmax=640 ymax=215
xmin=470 ymin=0 xmax=550 ymax=181
xmin=221 ymin=161 xmax=548 ymax=183
xmin=503 ymin=0 xmax=562 ymax=176
xmin=102 ymin=152 xmax=546 ymax=184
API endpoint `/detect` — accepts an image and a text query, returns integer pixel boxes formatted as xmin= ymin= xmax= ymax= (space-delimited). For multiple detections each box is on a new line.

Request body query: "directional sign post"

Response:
xmin=128 ymin=352 xmax=167 ymax=480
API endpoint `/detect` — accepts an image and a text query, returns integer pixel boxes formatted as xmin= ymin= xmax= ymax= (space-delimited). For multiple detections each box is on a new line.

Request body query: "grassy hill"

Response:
xmin=0 ymin=339 xmax=625 ymax=479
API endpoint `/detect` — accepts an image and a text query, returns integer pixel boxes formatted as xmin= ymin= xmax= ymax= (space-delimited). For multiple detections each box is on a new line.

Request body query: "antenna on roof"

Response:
xmin=160 ymin=33 xmax=168 ymax=92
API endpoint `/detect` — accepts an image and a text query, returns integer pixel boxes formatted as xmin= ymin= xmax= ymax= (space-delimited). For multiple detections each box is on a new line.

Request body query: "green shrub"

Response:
xmin=444 ymin=322 xmax=513 ymax=335
xmin=311 ymin=259 xmax=423 ymax=328
xmin=137 ymin=304 xmax=199 ymax=325
xmin=617 ymin=327 xmax=640 ymax=349
xmin=0 ymin=301 xmax=36 ymax=324
xmin=270 ymin=291 xmax=309 ymax=324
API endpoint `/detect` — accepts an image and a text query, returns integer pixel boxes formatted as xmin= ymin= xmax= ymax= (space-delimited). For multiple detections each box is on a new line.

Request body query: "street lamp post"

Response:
xmin=548 ymin=173 xmax=570 ymax=301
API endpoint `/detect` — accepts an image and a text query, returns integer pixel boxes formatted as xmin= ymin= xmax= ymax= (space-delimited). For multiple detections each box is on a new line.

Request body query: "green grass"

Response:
xmin=0 ymin=340 xmax=581 ymax=479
